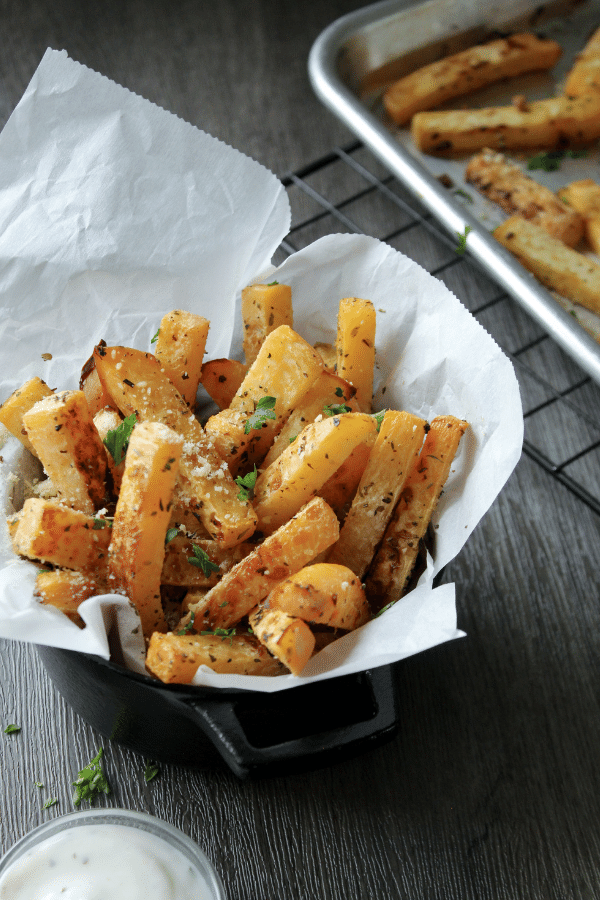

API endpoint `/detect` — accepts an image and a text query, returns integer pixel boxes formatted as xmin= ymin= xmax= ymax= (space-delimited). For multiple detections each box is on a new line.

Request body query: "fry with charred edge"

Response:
xmin=494 ymin=216 xmax=600 ymax=316
xmin=336 ymin=297 xmax=376 ymax=412
xmin=328 ymin=411 xmax=427 ymax=578
xmin=253 ymin=412 xmax=378 ymax=535
xmin=13 ymin=499 xmax=111 ymax=573
xmin=93 ymin=344 xmax=257 ymax=547
xmin=146 ymin=632 xmax=284 ymax=683
xmin=248 ymin=606 xmax=315 ymax=676
xmin=241 ymin=281 xmax=293 ymax=367
xmin=384 ymin=33 xmax=562 ymax=126
xmin=187 ymin=496 xmax=340 ymax=629
xmin=564 ymin=25 xmax=600 ymax=97
xmin=200 ymin=358 xmax=247 ymax=410
xmin=154 ymin=309 xmax=209 ymax=405
xmin=204 ymin=324 xmax=324 ymax=475
xmin=23 ymin=390 xmax=107 ymax=515
xmin=0 ymin=377 xmax=54 ymax=454
xmin=265 ymin=563 xmax=369 ymax=630
xmin=109 ymin=421 xmax=183 ymax=638
xmin=411 ymin=93 xmax=600 ymax=155
xmin=465 ymin=149 xmax=584 ymax=248
xmin=558 ymin=179 xmax=600 ymax=255
xmin=365 ymin=415 xmax=468 ymax=610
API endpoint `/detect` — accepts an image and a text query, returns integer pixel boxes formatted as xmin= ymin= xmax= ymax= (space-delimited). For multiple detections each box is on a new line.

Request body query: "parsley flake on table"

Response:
xmin=72 ymin=747 xmax=111 ymax=806
xmin=235 ymin=465 xmax=258 ymax=501
xmin=187 ymin=544 xmax=220 ymax=576
xmin=244 ymin=396 xmax=276 ymax=434
xmin=103 ymin=413 xmax=137 ymax=465
xmin=323 ymin=403 xmax=351 ymax=416
xmin=43 ymin=798 xmax=58 ymax=810
xmin=144 ymin=760 xmax=160 ymax=783
xmin=455 ymin=225 xmax=471 ymax=255
xmin=4 ymin=724 xmax=21 ymax=735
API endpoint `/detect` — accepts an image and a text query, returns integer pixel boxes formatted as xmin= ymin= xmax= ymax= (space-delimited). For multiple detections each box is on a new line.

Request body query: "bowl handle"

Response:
xmin=180 ymin=666 xmax=398 ymax=778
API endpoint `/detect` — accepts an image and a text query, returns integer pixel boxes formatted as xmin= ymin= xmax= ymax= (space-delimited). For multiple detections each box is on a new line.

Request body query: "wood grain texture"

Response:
xmin=1 ymin=1 xmax=600 ymax=899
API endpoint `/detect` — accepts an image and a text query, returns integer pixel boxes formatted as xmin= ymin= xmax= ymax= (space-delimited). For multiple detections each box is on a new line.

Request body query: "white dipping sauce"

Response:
xmin=0 ymin=823 xmax=210 ymax=899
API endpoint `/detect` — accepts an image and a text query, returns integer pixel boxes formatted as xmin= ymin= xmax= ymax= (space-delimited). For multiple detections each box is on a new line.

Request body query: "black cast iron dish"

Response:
xmin=37 ymin=645 xmax=399 ymax=778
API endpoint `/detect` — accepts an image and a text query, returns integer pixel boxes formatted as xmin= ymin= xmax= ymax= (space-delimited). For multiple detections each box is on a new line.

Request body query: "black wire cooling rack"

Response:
xmin=275 ymin=141 xmax=600 ymax=517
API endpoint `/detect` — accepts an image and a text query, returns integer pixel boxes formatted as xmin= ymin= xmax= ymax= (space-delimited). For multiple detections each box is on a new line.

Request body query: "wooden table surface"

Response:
xmin=1 ymin=1 xmax=600 ymax=898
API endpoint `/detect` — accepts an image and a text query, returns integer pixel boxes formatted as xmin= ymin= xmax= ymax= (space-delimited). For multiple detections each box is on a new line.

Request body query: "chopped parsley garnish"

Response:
xmin=72 ymin=747 xmax=111 ymax=806
xmin=92 ymin=517 xmax=112 ymax=530
xmin=188 ymin=545 xmax=220 ymax=576
xmin=235 ymin=465 xmax=258 ymax=501
xmin=144 ymin=760 xmax=160 ymax=783
xmin=323 ymin=403 xmax=351 ymax=416
xmin=375 ymin=600 xmax=396 ymax=618
xmin=43 ymin=798 xmax=58 ymax=809
xmin=103 ymin=413 xmax=137 ymax=465
xmin=455 ymin=225 xmax=471 ymax=255
xmin=201 ymin=627 xmax=236 ymax=643
xmin=177 ymin=611 xmax=196 ymax=635
xmin=4 ymin=724 xmax=21 ymax=735
xmin=527 ymin=149 xmax=588 ymax=172
xmin=151 ymin=328 xmax=160 ymax=344
xmin=244 ymin=396 xmax=277 ymax=434
xmin=165 ymin=527 xmax=179 ymax=545
xmin=373 ymin=410 xmax=386 ymax=431
xmin=453 ymin=188 xmax=473 ymax=203
xmin=334 ymin=386 xmax=344 ymax=398
xmin=266 ymin=280 xmax=279 ymax=286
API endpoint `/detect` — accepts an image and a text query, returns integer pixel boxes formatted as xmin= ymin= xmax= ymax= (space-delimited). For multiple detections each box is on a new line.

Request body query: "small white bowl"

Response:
xmin=0 ymin=807 xmax=226 ymax=899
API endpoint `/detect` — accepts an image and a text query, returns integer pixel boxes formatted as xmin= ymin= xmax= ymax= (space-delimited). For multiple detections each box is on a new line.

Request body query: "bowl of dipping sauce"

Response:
xmin=0 ymin=807 xmax=226 ymax=899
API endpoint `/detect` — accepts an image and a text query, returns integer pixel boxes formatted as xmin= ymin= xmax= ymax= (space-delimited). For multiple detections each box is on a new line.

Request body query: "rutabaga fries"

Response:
xmin=200 ymin=358 xmax=247 ymax=410
xmin=13 ymin=499 xmax=111 ymax=573
xmin=22 ymin=391 xmax=107 ymax=515
xmin=564 ymin=25 xmax=600 ymax=97
xmin=161 ymin=535 xmax=254 ymax=587
xmin=248 ymin=607 xmax=315 ymax=676
xmin=558 ymin=179 xmax=600 ymax=254
xmin=465 ymin=149 xmax=584 ymax=247
xmin=384 ymin=33 xmax=562 ymax=126
xmin=316 ymin=435 xmax=377 ymax=521
xmin=336 ymin=297 xmax=376 ymax=412
xmin=366 ymin=415 xmax=468 ymax=609
xmin=261 ymin=370 xmax=358 ymax=469
xmin=93 ymin=344 xmax=257 ymax=547
xmin=253 ymin=412 xmax=378 ymax=535
xmin=108 ymin=421 xmax=183 ymax=638
xmin=411 ymin=93 xmax=600 ymax=155
xmin=146 ymin=631 xmax=284 ymax=683
xmin=192 ymin=496 xmax=340 ymax=629
xmin=80 ymin=352 xmax=115 ymax=417
xmin=241 ymin=281 xmax=293 ymax=367
xmin=204 ymin=325 xmax=325 ymax=475
xmin=35 ymin=569 xmax=105 ymax=626
xmin=154 ymin=309 xmax=209 ymax=405
xmin=265 ymin=563 xmax=369 ymax=630
xmin=494 ymin=216 xmax=600 ymax=316
xmin=0 ymin=377 xmax=54 ymax=454
xmin=327 ymin=411 xmax=427 ymax=578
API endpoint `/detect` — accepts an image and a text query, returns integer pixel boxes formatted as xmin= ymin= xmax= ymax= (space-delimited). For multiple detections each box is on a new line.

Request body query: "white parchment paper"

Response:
xmin=0 ymin=50 xmax=523 ymax=692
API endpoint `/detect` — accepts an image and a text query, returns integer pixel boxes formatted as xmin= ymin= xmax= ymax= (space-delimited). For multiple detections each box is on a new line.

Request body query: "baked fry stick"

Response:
xmin=146 ymin=632 xmax=284 ymax=683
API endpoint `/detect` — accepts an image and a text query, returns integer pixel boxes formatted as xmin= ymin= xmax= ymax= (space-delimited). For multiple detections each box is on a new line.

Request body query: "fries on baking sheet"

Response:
xmin=1 ymin=280 xmax=469 ymax=681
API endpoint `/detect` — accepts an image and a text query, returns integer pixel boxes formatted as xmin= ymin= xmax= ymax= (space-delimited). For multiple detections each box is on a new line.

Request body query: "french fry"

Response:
xmin=200 ymin=358 xmax=247 ymax=410
xmin=205 ymin=325 xmax=324 ymax=474
xmin=494 ymin=216 xmax=600 ymax=316
xmin=564 ymin=25 xmax=600 ymax=97
xmin=253 ymin=412 xmax=378 ymax=535
xmin=146 ymin=631 xmax=284 ymax=683
xmin=314 ymin=341 xmax=337 ymax=371
xmin=384 ymin=33 xmax=562 ymax=126
xmin=108 ymin=421 xmax=183 ymax=638
xmin=248 ymin=607 xmax=315 ymax=676
xmin=13 ymin=499 xmax=111 ymax=572
xmin=327 ymin=411 xmax=427 ymax=578
xmin=0 ymin=377 xmax=54 ymax=454
xmin=93 ymin=344 xmax=257 ymax=547
xmin=266 ymin=563 xmax=369 ymax=630
xmin=316 ymin=435 xmax=377 ymax=521
xmin=365 ymin=415 xmax=468 ymax=609
xmin=35 ymin=569 xmax=105 ymax=626
xmin=161 ymin=534 xmax=254 ymax=587
xmin=558 ymin=179 xmax=600 ymax=254
xmin=192 ymin=496 xmax=340 ymax=629
xmin=22 ymin=391 xmax=107 ymax=515
xmin=154 ymin=309 xmax=209 ymax=405
xmin=411 ymin=93 xmax=600 ymax=155
xmin=241 ymin=281 xmax=293 ymax=366
xmin=336 ymin=297 xmax=376 ymax=412
xmin=261 ymin=370 xmax=357 ymax=469
xmin=80 ymin=352 xmax=115 ymax=417
xmin=465 ymin=149 xmax=584 ymax=247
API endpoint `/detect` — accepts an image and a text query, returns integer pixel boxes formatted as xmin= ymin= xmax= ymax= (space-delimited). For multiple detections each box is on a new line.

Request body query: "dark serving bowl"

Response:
xmin=37 ymin=645 xmax=399 ymax=778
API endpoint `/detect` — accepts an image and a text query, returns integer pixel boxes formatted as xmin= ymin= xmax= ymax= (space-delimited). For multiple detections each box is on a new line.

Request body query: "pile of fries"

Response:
xmin=0 ymin=281 xmax=467 ymax=682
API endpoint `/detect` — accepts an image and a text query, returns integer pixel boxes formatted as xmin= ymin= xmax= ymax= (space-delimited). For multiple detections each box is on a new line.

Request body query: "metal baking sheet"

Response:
xmin=309 ymin=0 xmax=600 ymax=385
